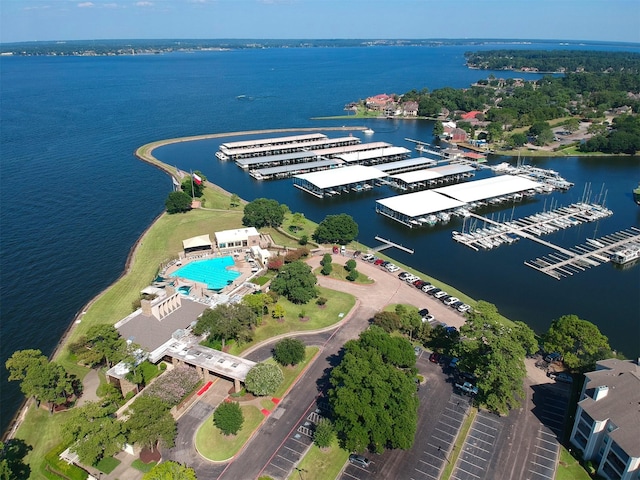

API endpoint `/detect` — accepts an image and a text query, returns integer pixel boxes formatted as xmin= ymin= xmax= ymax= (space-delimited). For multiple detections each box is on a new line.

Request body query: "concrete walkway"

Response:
xmin=77 ymin=369 xmax=100 ymax=407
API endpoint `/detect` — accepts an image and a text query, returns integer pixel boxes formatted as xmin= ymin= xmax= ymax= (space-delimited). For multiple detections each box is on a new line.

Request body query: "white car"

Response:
xmin=444 ymin=296 xmax=460 ymax=306
xmin=434 ymin=291 xmax=449 ymax=299
xmin=422 ymin=284 xmax=436 ymax=293
xmin=386 ymin=264 xmax=399 ymax=272
xmin=406 ymin=275 xmax=420 ymax=283
xmin=361 ymin=253 xmax=375 ymax=262
xmin=457 ymin=304 xmax=471 ymax=313
xmin=422 ymin=314 xmax=435 ymax=323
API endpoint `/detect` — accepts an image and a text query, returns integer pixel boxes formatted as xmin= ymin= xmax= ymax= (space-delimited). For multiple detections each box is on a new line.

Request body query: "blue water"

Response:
xmin=170 ymin=257 xmax=240 ymax=290
xmin=1 ymin=42 xmax=639 ymax=433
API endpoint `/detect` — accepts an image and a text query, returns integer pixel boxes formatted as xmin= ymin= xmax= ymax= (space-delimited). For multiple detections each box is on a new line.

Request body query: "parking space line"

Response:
xmin=423 ymin=449 xmax=443 ymax=461
xmin=464 ymin=442 xmax=491 ymax=453
xmin=528 ymin=468 xmax=553 ymax=479
xmin=539 ymin=429 xmax=558 ymax=438
xmin=435 ymin=427 xmax=456 ymax=437
xmin=535 ymin=443 xmax=557 ymax=454
xmin=474 ymin=419 xmax=500 ymax=431
xmin=453 ymin=464 xmax=482 ymax=479
xmin=276 ymin=454 xmax=294 ymax=464
xmin=268 ymin=462 xmax=288 ymax=473
xmin=341 ymin=471 xmax=360 ymax=480
xmin=283 ymin=445 xmax=304 ymax=455
xmin=468 ymin=428 xmax=496 ymax=442
xmin=432 ymin=435 xmax=453 ymax=444
xmin=460 ymin=449 xmax=489 ymax=463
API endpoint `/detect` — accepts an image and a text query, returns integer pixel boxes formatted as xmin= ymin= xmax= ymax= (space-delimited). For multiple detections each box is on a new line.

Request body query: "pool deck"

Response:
xmin=162 ymin=251 xmax=257 ymax=298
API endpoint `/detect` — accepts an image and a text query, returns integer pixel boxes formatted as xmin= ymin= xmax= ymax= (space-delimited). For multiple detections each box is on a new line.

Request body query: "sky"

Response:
xmin=1 ymin=0 xmax=639 ymax=44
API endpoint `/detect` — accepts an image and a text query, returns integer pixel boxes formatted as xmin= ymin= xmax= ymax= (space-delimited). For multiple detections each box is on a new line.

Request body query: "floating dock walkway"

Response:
xmin=525 ymin=227 xmax=640 ymax=279
xmin=373 ymin=236 xmax=414 ymax=254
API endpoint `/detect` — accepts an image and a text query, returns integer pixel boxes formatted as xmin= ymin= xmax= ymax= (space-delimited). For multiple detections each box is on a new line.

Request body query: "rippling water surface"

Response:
xmin=2 ymin=43 xmax=639 ymax=432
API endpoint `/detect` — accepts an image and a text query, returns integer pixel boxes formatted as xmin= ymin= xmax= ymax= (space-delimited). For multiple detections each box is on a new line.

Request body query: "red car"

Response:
xmin=429 ymin=352 xmax=441 ymax=363
xmin=374 ymin=258 xmax=385 ymax=266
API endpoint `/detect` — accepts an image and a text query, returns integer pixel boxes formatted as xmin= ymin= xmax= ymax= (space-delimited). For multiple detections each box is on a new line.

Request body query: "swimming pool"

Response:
xmin=170 ymin=256 xmax=241 ymax=290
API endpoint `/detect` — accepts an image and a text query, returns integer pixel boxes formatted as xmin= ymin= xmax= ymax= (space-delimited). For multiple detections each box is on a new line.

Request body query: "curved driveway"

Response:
xmin=163 ymin=253 xmax=468 ymax=479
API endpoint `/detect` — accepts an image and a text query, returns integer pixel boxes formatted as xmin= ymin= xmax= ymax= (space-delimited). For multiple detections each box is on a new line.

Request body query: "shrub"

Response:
xmin=298 ymin=235 xmax=308 ymax=245
xmin=313 ymin=418 xmax=335 ymax=448
xmin=213 ymin=401 xmax=244 ymax=436
xmin=271 ymin=304 xmax=285 ymax=319
xmin=144 ymin=365 xmax=201 ymax=407
xmin=345 ymin=259 xmax=356 ymax=272
xmin=245 ymin=363 xmax=284 ymax=396
xmin=316 ymin=297 xmax=327 ymax=306
xmin=267 ymin=257 xmax=283 ymax=271
xmin=346 ymin=269 xmax=359 ymax=282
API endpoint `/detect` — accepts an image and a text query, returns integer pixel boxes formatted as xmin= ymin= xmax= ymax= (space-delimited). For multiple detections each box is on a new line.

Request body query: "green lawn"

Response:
xmin=556 ymin=446 xmax=591 ymax=480
xmin=229 ymin=289 xmax=355 ymax=356
xmin=286 ymin=439 xmax=350 ymax=480
xmin=94 ymin=455 xmax=120 ymax=474
xmin=267 ymin=347 xmax=320 ymax=398
xmin=314 ymin=263 xmax=374 ymax=284
xmin=131 ymin=459 xmax=157 ymax=473
xmin=195 ymin=405 xmax=264 ymax=461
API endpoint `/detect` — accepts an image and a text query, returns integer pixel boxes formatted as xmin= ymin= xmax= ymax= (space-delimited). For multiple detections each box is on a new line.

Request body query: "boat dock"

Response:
xmin=373 ymin=236 xmax=414 ymax=254
xmin=525 ymin=227 xmax=640 ymax=279
xmin=453 ymin=203 xmax=613 ymax=251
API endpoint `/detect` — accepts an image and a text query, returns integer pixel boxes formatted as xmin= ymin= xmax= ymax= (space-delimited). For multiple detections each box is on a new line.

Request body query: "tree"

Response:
xmin=290 ymin=212 xmax=305 ymax=232
xmin=346 ymin=269 xmax=358 ymax=282
xmin=193 ymin=303 xmax=257 ymax=348
xmin=457 ymin=301 xmax=536 ymax=414
xmin=543 ymin=315 xmax=612 ymax=371
xmin=345 ymin=259 xmax=356 ymax=272
xmin=312 ymin=214 xmax=358 ymax=245
xmin=271 ymin=304 xmax=286 ymax=319
xmin=432 ymin=121 xmax=444 ymax=137
xmin=6 ymin=351 xmax=77 ymax=412
xmin=242 ymin=292 xmax=273 ymax=318
xmin=328 ymin=328 xmax=418 ymax=453
xmin=273 ymin=338 xmax=306 ymax=366
xmin=269 ymin=260 xmax=318 ymax=304
xmin=320 ymin=253 xmax=333 ymax=276
xmin=62 ymin=402 xmax=125 ymax=465
xmin=242 ymin=198 xmax=285 ymax=228
xmin=180 ymin=170 xmax=206 ymax=198
xmin=244 ymin=363 xmax=284 ymax=396
xmin=508 ymin=132 xmax=528 ymax=147
xmin=372 ymin=311 xmax=401 ymax=333
xmin=0 ymin=439 xmax=31 ymax=480
xmin=71 ymin=324 xmax=125 ymax=368
xmin=229 ymin=193 xmax=241 ymax=209
xmin=213 ymin=401 xmax=244 ymax=436
xmin=125 ymin=396 xmax=176 ymax=452
xmin=165 ymin=191 xmax=192 ymax=214
xmin=142 ymin=461 xmax=197 ymax=480
xmin=313 ymin=418 xmax=335 ymax=449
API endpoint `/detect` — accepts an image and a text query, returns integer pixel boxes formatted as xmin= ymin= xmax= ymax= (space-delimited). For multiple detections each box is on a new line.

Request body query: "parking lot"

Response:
xmin=451 ymin=411 xmax=503 ymax=480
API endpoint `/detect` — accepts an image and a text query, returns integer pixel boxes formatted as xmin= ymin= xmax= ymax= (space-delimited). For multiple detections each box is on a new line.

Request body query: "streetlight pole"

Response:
xmin=294 ymin=467 xmax=306 ymax=480
xmin=437 ymin=445 xmax=451 ymax=464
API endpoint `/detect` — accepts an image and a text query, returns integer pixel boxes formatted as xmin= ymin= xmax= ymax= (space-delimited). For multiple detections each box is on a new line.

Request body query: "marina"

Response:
xmin=525 ymin=228 xmax=640 ymax=280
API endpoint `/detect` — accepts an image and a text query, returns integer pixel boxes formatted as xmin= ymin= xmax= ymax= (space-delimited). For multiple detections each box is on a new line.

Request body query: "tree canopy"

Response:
xmin=62 ymin=402 xmax=125 ymax=465
xmin=68 ymin=324 xmax=125 ymax=368
xmin=269 ymin=260 xmax=317 ymax=304
xmin=244 ymin=363 xmax=284 ymax=396
xmin=328 ymin=326 xmax=418 ymax=454
xmin=193 ymin=303 xmax=258 ymax=348
xmin=213 ymin=401 xmax=244 ymax=436
xmin=180 ymin=170 xmax=206 ymax=198
xmin=242 ymin=198 xmax=285 ymax=228
xmin=0 ymin=439 xmax=31 ymax=480
xmin=457 ymin=301 xmax=537 ymax=414
xmin=165 ymin=190 xmax=192 ymax=214
xmin=273 ymin=338 xmax=306 ymax=366
xmin=142 ymin=461 xmax=197 ymax=480
xmin=125 ymin=396 xmax=176 ymax=451
xmin=543 ymin=314 xmax=612 ymax=371
xmin=312 ymin=214 xmax=359 ymax=245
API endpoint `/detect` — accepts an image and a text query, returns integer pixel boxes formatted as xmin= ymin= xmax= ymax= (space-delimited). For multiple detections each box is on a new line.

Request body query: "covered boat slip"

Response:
xmin=389 ymin=164 xmax=476 ymax=191
xmin=293 ymin=165 xmax=388 ymax=198
xmin=250 ymin=158 xmax=343 ymax=180
xmin=220 ymin=136 xmax=360 ymax=160
xmin=376 ymin=191 xmax=466 ymax=227
xmin=219 ymin=133 xmax=327 ymax=153
xmin=372 ymin=157 xmax=437 ymax=175
xmin=335 ymin=146 xmax=411 ymax=165
xmin=434 ymin=175 xmax=543 ymax=204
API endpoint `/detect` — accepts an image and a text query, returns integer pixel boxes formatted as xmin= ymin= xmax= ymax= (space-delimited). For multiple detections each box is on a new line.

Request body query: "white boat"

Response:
xmin=610 ymin=245 xmax=640 ymax=264
xmin=425 ymin=215 xmax=437 ymax=226
xmin=436 ymin=211 xmax=451 ymax=223
xmin=363 ymin=128 xmax=374 ymax=135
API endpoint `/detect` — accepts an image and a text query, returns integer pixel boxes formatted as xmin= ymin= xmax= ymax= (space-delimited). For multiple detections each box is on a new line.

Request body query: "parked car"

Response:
xmin=551 ymin=372 xmax=573 ymax=384
xmin=414 ymin=346 xmax=421 ymax=355
xmin=398 ymin=271 xmax=410 ymax=280
xmin=429 ymin=352 xmax=441 ymax=363
xmin=422 ymin=284 xmax=436 ymax=293
xmin=428 ymin=288 xmax=441 ymax=296
xmin=348 ymin=454 xmax=371 ymax=468
xmin=374 ymin=258 xmax=385 ymax=266
xmin=545 ymin=352 xmax=562 ymax=363
xmin=418 ymin=308 xmax=429 ymax=317
xmin=386 ymin=264 xmax=399 ymax=272
xmin=414 ymin=280 xmax=427 ymax=289
xmin=361 ymin=253 xmax=374 ymax=262
xmin=422 ymin=314 xmax=435 ymax=323
xmin=455 ymin=381 xmax=478 ymax=396
xmin=457 ymin=304 xmax=471 ymax=313
xmin=444 ymin=296 xmax=460 ymax=306
xmin=434 ymin=291 xmax=449 ymax=299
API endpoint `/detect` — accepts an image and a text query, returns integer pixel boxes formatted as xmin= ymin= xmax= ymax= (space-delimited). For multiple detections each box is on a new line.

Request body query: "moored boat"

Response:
xmin=634 ymin=182 xmax=640 ymax=205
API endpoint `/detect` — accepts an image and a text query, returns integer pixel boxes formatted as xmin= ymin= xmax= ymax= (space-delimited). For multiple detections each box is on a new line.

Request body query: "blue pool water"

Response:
xmin=170 ymin=256 xmax=241 ymax=290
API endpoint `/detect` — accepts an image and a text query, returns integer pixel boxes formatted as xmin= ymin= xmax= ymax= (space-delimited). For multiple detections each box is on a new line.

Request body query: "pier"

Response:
xmin=525 ymin=227 xmax=640 ymax=279
xmin=373 ymin=236 xmax=414 ymax=254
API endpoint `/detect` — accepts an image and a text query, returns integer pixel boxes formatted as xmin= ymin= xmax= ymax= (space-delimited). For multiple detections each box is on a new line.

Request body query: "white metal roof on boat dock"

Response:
xmin=335 ymin=146 xmax=411 ymax=164
xmin=251 ymin=158 xmax=343 ymax=179
xmin=391 ymin=164 xmax=475 ymax=184
xmin=235 ymin=150 xmax=322 ymax=168
xmin=221 ymin=136 xmax=360 ymax=159
xmin=294 ymin=165 xmax=387 ymax=189
xmin=376 ymin=190 xmax=466 ymax=218
xmin=220 ymin=133 xmax=327 ymax=150
xmin=318 ymin=141 xmax=391 ymax=157
xmin=434 ymin=175 xmax=543 ymax=203
xmin=373 ymin=157 xmax=437 ymax=173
